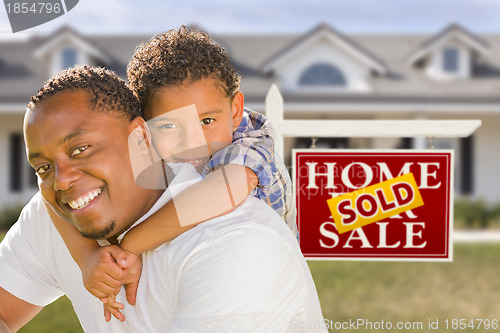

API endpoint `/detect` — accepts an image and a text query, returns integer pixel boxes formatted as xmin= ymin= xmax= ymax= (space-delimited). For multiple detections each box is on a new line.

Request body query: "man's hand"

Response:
xmin=122 ymin=252 xmax=143 ymax=306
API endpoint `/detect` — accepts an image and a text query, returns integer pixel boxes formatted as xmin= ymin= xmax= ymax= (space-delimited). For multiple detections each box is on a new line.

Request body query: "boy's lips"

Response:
xmin=174 ymin=156 xmax=209 ymax=167
xmin=65 ymin=188 xmax=103 ymax=211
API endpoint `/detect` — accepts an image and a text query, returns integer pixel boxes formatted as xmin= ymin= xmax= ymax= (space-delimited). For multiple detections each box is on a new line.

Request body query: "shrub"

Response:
xmin=454 ymin=198 xmax=500 ymax=229
xmin=0 ymin=203 xmax=24 ymax=231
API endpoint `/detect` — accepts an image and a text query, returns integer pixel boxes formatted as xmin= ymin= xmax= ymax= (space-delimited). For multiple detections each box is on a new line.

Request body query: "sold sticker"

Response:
xmin=327 ymin=173 xmax=424 ymax=234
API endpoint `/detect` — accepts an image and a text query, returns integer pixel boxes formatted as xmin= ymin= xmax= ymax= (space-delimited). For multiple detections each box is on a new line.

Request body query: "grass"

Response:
xmin=309 ymin=243 xmax=500 ymax=332
xmin=18 ymin=296 xmax=82 ymax=333
xmin=0 ymin=231 xmax=81 ymax=332
xmin=2 ymin=229 xmax=500 ymax=332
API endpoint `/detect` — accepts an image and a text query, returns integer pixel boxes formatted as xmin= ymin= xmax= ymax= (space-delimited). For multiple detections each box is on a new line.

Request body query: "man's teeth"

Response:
xmin=68 ymin=189 xmax=102 ymax=210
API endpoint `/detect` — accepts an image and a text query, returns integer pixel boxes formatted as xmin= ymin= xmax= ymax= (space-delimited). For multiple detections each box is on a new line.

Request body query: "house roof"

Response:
xmin=1 ymin=23 xmax=500 ymax=108
xmin=33 ymin=25 xmax=113 ymax=65
xmin=262 ymin=23 xmax=387 ymax=75
xmin=407 ymin=23 xmax=490 ymax=66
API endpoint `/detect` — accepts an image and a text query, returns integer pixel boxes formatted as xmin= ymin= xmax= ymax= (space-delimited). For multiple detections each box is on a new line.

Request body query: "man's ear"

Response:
xmin=231 ymin=91 xmax=244 ymax=129
xmin=130 ymin=117 xmax=152 ymax=148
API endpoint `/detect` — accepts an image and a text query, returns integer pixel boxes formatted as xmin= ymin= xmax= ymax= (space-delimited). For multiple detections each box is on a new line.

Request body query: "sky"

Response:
xmin=1 ymin=0 xmax=500 ymax=39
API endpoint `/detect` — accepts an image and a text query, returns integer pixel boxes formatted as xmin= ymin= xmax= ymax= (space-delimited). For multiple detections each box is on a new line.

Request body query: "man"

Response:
xmin=0 ymin=66 xmax=327 ymax=332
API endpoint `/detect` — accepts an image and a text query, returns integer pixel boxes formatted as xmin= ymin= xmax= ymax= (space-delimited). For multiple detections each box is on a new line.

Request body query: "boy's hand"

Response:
xmin=99 ymin=249 xmax=143 ymax=322
xmin=80 ymin=245 xmax=127 ymax=300
xmin=103 ymin=294 xmax=125 ymax=322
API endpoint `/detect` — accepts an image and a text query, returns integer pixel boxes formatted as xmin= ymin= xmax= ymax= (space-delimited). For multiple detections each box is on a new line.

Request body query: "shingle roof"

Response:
xmin=1 ymin=23 xmax=500 ymax=106
xmin=261 ymin=23 xmax=387 ymax=75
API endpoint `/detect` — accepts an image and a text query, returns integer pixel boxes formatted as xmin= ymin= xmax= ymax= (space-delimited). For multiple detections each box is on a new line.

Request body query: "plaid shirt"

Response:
xmin=201 ymin=108 xmax=298 ymax=238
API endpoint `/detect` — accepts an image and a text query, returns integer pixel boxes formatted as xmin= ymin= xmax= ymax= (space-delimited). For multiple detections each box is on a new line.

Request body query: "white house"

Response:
xmin=1 ymin=23 xmax=499 ymax=210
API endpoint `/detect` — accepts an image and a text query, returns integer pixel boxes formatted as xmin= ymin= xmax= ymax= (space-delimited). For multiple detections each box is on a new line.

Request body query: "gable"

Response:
xmin=34 ymin=26 xmax=112 ymax=76
xmin=408 ymin=24 xmax=489 ymax=80
xmin=263 ymin=27 xmax=385 ymax=93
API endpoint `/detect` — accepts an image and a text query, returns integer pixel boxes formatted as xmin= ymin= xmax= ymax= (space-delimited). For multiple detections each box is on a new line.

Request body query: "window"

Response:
xmin=443 ymin=47 xmax=459 ymax=73
xmin=9 ymin=132 xmax=37 ymax=192
xmin=299 ymin=63 xmax=346 ymax=86
xmin=460 ymin=136 xmax=473 ymax=194
xmin=9 ymin=133 xmax=22 ymax=192
xmin=295 ymin=137 xmax=349 ymax=149
xmin=397 ymin=138 xmax=414 ymax=149
xmin=61 ymin=48 xmax=77 ymax=69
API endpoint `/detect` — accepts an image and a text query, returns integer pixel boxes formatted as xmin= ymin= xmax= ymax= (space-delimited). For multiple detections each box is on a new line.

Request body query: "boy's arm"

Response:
xmin=43 ymin=202 xmax=100 ymax=267
xmin=121 ymin=110 xmax=275 ymax=255
xmin=43 ymin=203 xmax=127 ymax=299
xmin=120 ymin=164 xmax=257 ymax=255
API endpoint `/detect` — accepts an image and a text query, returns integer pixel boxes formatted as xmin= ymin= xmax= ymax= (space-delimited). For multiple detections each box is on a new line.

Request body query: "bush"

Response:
xmin=454 ymin=198 xmax=500 ymax=229
xmin=0 ymin=203 xmax=24 ymax=230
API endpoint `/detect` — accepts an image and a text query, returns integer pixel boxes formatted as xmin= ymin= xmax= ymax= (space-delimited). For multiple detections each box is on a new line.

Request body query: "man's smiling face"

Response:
xmin=25 ymin=90 xmax=161 ymax=240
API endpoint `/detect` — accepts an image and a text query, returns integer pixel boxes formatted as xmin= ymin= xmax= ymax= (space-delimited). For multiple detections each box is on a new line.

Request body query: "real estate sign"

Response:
xmin=293 ymin=150 xmax=453 ymax=261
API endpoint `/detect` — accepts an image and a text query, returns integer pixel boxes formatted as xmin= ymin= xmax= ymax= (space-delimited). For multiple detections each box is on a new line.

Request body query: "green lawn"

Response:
xmin=18 ymin=296 xmax=82 ymax=333
xmin=309 ymin=243 xmax=500 ymax=332
xmin=2 ymin=229 xmax=500 ymax=333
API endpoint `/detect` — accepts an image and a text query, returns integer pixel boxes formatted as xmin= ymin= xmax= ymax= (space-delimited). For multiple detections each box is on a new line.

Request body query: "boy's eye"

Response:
xmin=157 ymin=123 xmax=177 ymax=130
xmin=70 ymin=145 xmax=89 ymax=157
xmin=201 ymin=118 xmax=215 ymax=125
xmin=36 ymin=165 xmax=51 ymax=175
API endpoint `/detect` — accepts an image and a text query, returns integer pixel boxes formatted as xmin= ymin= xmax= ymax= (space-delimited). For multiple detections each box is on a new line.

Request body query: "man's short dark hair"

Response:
xmin=27 ymin=65 xmax=141 ymax=121
xmin=127 ymin=26 xmax=241 ymax=107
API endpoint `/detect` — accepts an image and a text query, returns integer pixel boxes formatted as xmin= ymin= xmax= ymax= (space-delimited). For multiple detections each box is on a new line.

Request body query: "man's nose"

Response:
xmin=53 ymin=161 xmax=82 ymax=191
xmin=181 ymin=125 xmax=207 ymax=150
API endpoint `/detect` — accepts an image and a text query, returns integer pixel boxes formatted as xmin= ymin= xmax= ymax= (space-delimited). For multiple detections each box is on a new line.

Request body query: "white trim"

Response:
xmin=0 ymin=103 xmax=27 ymax=113
xmin=453 ymin=231 xmax=500 ymax=243
xmin=282 ymin=103 xmax=500 ymax=113
xmin=247 ymin=101 xmax=500 ymax=114
xmin=34 ymin=30 xmax=111 ymax=64
xmin=263 ymin=27 xmax=386 ymax=75
xmin=6 ymin=100 xmax=500 ymax=115
xmin=408 ymin=29 xmax=488 ymax=66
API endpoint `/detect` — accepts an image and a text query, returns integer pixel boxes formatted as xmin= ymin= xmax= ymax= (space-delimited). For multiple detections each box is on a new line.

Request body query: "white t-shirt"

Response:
xmin=0 ymin=165 xmax=327 ymax=332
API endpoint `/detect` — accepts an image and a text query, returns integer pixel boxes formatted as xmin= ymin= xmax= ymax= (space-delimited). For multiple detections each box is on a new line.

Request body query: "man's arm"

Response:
xmin=0 ymin=286 xmax=42 ymax=332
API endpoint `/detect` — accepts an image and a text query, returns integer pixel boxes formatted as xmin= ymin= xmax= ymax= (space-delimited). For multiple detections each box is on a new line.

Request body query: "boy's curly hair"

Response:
xmin=27 ymin=65 xmax=141 ymax=121
xmin=127 ymin=26 xmax=241 ymax=107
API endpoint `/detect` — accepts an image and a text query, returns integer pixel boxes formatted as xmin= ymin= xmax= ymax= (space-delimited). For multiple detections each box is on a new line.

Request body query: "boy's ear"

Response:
xmin=130 ymin=117 xmax=153 ymax=148
xmin=231 ymin=91 xmax=244 ymax=129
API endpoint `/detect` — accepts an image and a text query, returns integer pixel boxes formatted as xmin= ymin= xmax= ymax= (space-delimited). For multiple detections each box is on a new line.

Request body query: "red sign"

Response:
xmin=293 ymin=150 xmax=453 ymax=261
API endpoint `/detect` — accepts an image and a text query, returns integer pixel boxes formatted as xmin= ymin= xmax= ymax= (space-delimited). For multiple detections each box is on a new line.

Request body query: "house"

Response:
xmin=1 ymin=23 xmax=499 ymax=210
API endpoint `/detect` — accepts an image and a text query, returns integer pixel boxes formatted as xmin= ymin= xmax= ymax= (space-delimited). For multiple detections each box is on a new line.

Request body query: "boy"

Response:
xmin=50 ymin=27 xmax=297 ymax=321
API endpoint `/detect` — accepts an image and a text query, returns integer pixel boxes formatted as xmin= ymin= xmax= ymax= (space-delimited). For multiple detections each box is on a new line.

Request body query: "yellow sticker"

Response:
xmin=326 ymin=173 xmax=424 ymax=234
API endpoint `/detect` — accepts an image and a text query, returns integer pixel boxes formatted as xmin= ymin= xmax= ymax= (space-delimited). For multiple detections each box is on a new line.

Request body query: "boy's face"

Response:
xmin=144 ymin=78 xmax=244 ymax=173
xmin=25 ymin=90 xmax=161 ymax=240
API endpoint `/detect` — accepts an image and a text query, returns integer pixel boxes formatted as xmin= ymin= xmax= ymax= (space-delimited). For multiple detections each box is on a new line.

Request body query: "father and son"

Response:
xmin=0 ymin=27 xmax=327 ymax=332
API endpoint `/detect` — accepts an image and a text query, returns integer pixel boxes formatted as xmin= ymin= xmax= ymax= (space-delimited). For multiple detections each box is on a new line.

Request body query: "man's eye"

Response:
xmin=71 ymin=145 xmax=89 ymax=157
xmin=201 ymin=118 xmax=215 ymax=125
xmin=36 ymin=165 xmax=51 ymax=175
